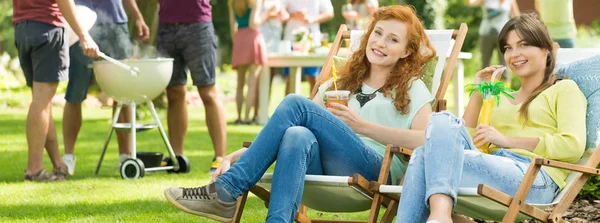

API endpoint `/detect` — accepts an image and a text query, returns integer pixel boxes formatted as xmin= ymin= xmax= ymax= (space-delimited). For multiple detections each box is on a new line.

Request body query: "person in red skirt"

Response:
xmin=229 ymin=0 xmax=269 ymax=125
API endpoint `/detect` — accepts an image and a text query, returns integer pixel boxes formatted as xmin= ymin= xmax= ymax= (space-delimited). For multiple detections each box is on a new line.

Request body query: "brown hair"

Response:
xmin=327 ymin=5 xmax=435 ymax=114
xmin=498 ymin=13 xmax=556 ymax=123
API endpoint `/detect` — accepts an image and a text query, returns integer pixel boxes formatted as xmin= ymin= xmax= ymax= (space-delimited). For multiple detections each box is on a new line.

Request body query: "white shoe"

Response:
xmin=119 ymin=153 xmax=131 ymax=164
xmin=63 ymin=154 xmax=76 ymax=176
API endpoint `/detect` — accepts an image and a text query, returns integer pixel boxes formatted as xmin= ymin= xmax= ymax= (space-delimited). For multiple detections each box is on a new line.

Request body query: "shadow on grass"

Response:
xmin=0 ymin=199 xmax=179 ymax=220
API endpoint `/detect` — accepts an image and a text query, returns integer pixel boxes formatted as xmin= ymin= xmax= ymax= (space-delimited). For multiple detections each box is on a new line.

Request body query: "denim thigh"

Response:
xmin=460 ymin=149 xmax=559 ymax=204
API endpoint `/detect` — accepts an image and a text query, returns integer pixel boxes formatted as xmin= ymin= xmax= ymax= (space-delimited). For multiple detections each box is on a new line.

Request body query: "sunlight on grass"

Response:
xmin=0 ymin=76 xmax=392 ymax=222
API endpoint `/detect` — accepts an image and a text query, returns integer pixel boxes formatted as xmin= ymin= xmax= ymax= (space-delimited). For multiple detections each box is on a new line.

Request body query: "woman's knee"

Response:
xmin=281 ymin=94 xmax=309 ymax=106
xmin=426 ymin=112 xmax=465 ymax=137
xmin=281 ymin=126 xmax=316 ymax=147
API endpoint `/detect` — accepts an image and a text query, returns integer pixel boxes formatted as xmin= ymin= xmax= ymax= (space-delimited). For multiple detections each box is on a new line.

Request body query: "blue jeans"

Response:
xmin=396 ymin=112 xmax=558 ymax=223
xmin=216 ymin=94 xmax=389 ymax=223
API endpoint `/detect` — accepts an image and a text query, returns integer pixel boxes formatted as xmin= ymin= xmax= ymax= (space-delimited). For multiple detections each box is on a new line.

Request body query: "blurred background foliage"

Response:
xmin=2 ymin=0 xmax=600 ymax=201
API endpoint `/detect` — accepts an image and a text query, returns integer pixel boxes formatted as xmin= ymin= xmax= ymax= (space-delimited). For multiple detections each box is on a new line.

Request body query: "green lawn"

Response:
xmin=0 ymin=76 xmax=389 ymax=222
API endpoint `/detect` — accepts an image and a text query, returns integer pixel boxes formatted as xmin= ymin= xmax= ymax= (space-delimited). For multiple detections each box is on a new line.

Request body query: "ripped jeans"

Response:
xmin=396 ymin=111 xmax=559 ymax=223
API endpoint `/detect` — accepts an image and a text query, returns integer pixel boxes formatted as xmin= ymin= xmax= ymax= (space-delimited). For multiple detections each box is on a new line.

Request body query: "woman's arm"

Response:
xmin=228 ymin=0 xmax=238 ymax=40
xmin=463 ymin=91 xmax=483 ymax=128
xmin=530 ymin=81 xmax=587 ymax=162
xmin=212 ymin=147 xmax=248 ymax=180
xmin=472 ymin=124 xmax=540 ymax=150
xmin=248 ymin=0 xmax=264 ymax=29
xmin=311 ymin=90 xmax=325 ymax=107
xmin=328 ymin=102 xmax=432 ymax=150
xmin=226 ymin=147 xmax=248 ymax=163
xmin=359 ymin=104 xmax=432 ymax=150
xmin=462 ymin=65 xmax=505 ymax=127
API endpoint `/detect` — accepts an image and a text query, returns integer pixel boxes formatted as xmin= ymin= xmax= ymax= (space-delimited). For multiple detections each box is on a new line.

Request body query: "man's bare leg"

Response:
xmin=25 ymin=82 xmax=58 ymax=175
xmin=166 ymin=85 xmax=188 ymax=155
xmin=62 ymin=102 xmax=81 ymax=155
xmin=45 ymin=112 xmax=65 ymax=170
xmin=197 ymin=85 xmax=226 ymax=158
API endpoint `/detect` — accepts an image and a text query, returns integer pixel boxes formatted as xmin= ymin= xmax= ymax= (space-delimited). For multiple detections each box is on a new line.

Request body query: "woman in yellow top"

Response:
xmin=396 ymin=14 xmax=587 ymax=223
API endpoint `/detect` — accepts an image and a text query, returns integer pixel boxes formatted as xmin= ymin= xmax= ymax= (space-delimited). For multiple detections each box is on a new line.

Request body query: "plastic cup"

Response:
xmin=324 ymin=90 xmax=351 ymax=108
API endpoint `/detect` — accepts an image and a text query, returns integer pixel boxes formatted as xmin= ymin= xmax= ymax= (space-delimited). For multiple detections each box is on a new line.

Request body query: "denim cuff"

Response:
xmin=216 ymin=177 xmax=242 ymax=198
xmin=425 ymin=186 xmax=458 ymax=208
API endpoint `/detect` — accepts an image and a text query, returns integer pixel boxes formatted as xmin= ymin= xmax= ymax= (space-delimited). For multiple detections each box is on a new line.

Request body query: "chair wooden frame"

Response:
xmin=374 ymin=145 xmax=600 ymax=222
xmin=231 ymin=23 xmax=468 ymax=223
xmin=372 ymin=47 xmax=600 ymax=222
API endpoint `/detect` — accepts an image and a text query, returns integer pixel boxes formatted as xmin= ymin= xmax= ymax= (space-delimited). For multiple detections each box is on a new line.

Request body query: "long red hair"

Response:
xmin=328 ymin=5 xmax=435 ymax=114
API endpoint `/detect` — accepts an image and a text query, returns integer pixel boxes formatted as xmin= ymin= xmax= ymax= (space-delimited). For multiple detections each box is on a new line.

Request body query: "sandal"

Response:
xmin=24 ymin=169 xmax=58 ymax=182
xmin=53 ymin=167 xmax=69 ymax=181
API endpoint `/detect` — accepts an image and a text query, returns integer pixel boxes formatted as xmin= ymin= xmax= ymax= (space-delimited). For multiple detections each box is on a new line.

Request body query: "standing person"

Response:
xmin=281 ymin=0 xmax=334 ymax=95
xmin=13 ymin=0 xmax=99 ymax=181
xmin=257 ymin=0 xmax=289 ymax=124
xmin=396 ymin=14 xmax=586 ymax=223
xmin=62 ymin=0 xmax=150 ymax=176
xmin=164 ymin=5 xmax=435 ymax=222
xmin=260 ymin=0 xmax=288 ymax=54
xmin=535 ymin=0 xmax=577 ymax=48
xmin=342 ymin=0 xmax=379 ymax=30
xmin=465 ymin=0 xmax=520 ymax=86
xmin=229 ymin=0 xmax=268 ymax=125
xmin=157 ymin=0 xmax=228 ymax=173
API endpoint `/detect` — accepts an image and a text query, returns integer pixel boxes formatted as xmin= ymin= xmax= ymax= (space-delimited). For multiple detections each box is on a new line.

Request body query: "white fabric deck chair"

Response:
xmin=371 ymin=49 xmax=600 ymax=223
xmin=231 ymin=23 xmax=468 ymax=223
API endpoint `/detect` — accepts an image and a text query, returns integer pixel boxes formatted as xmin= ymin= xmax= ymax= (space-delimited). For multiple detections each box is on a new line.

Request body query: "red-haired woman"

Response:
xmin=165 ymin=5 xmax=435 ymax=223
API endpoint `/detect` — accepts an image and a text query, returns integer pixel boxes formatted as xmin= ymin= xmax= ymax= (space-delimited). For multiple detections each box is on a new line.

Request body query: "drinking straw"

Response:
xmin=332 ymin=59 xmax=339 ymax=99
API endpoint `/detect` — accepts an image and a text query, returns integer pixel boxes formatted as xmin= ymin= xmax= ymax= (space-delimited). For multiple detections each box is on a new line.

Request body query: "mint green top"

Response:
xmin=538 ymin=0 xmax=577 ymax=39
xmin=318 ymin=79 xmax=434 ymax=185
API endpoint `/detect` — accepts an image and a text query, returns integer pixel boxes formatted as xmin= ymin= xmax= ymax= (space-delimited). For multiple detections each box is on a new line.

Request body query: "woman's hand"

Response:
xmin=472 ymin=124 xmax=510 ymax=148
xmin=474 ymin=65 xmax=504 ymax=84
xmin=211 ymin=158 xmax=232 ymax=181
xmin=327 ymin=103 xmax=365 ymax=134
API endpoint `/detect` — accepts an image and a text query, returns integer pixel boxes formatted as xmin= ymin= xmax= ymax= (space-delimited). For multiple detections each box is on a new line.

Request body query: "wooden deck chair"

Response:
xmin=231 ymin=23 xmax=468 ymax=223
xmin=371 ymin=49 xmax=600 ymax=222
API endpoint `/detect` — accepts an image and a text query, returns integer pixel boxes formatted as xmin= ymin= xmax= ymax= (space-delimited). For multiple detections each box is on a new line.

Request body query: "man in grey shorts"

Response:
xmin=157 ymin=0 xmax=227 ymax=173
xmin=13 ymin=0 xmax=99 ymax=182
xmin=62 ymin=0 xmax=149 ymax=176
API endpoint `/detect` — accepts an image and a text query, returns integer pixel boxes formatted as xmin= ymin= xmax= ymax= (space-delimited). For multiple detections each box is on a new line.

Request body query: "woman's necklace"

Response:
xmin=356 ymin=87 xmax=383 ymax=107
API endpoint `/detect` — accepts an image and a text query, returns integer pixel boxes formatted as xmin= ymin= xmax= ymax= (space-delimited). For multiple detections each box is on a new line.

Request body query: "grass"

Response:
xmin=0 ymin=74 xmax=386 ymax=222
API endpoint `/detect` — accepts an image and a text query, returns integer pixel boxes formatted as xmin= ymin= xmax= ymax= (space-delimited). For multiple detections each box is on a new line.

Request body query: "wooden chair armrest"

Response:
xmin=534 ymin=158 xmax=600 ymax=176
xmin=243 ymin=142 xmax=252 ymax=148
xmin=477 ymin=184 xmax=551 ymax=221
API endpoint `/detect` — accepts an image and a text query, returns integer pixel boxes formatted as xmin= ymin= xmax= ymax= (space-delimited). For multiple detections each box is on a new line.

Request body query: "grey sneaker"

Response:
xmin=164 ymin=182 xmax=237 ymax=222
